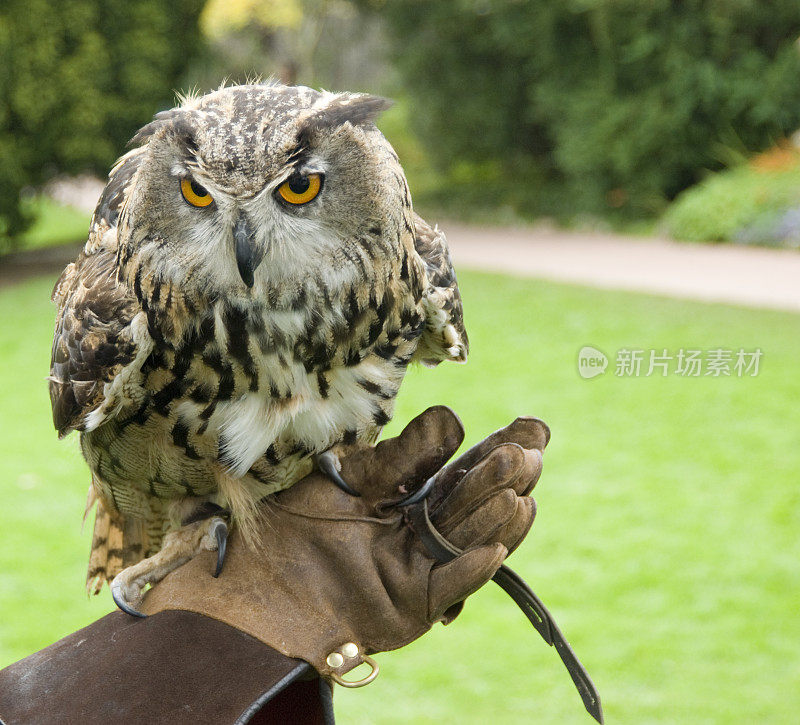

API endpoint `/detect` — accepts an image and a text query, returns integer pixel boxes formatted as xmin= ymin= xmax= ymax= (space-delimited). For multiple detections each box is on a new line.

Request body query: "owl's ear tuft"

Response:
xmin=169 ymin=116 xmax=200 ymax=157
xmin=128 ymin=109 xmax=185 ymax=147
xmin=299 ymin=94 xmax=393 ymax=139
xmin=127 ymin=109 xmax=200 ymax=157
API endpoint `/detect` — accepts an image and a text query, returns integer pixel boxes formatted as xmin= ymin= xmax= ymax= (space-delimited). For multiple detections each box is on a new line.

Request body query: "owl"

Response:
xmin=49 ymin=82 xmax=467 ymax=614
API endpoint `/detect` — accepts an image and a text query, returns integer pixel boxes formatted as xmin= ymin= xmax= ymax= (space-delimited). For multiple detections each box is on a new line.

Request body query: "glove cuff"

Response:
xmin=0 ymin=610 xmax=334 ymax=725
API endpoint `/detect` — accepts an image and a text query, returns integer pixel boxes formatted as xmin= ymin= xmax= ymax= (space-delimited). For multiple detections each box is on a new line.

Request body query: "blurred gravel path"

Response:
xmin=0 ymin=242 xmax=83 ymax=289
xmin=442 ymin=222 xmax=800 ymax=313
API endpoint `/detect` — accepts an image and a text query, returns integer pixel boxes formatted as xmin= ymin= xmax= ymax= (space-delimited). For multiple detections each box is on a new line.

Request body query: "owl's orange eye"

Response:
xmin=277 ymin=173 xmax=322 ymax=205
xmin=180 ymin=178 xmax=214 ymax=208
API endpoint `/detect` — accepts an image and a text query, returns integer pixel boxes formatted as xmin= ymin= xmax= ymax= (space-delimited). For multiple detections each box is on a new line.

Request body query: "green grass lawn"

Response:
xmin=1 ymin=270 xmax=798 ymax=723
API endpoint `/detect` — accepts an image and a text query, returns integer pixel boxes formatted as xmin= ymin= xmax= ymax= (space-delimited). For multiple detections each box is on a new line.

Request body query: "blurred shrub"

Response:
xmin=373 ymin=0 xmax=800 ymax=221
xmin=664 ymin=159 xmax=800 ymax=245
xmin=0 ymin=0 xmax=205 ymax=250
xmin=202 ymin=0 xmax=302 ymax=38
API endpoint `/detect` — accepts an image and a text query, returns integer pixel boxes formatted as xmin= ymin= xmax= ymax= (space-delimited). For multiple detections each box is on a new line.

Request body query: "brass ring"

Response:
xmin=330 ymin=654 xmax=380 ymax=688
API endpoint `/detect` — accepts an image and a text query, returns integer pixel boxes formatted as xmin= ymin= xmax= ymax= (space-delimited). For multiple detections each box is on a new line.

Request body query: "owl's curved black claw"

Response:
xmin=315 ymin=450 xmax=361 ymax=497
xmin=111 ymin=582 xmax=147 ymax=619
xmin=211 ymin=518 xmax=228 ymax=578
xmin=394 ymin=475 xmax=436 ymax=507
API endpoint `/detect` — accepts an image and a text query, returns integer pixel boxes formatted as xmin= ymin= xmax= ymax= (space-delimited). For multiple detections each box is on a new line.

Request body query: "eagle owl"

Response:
xmin=49 ymin=83 xmax=467 ymax=612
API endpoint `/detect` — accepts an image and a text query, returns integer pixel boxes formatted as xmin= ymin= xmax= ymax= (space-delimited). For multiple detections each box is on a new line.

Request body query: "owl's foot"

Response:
xmin=314 ymin=450 xmax=361 ymax=497
xmin=111 ymin=516 xmax=228 ymax=618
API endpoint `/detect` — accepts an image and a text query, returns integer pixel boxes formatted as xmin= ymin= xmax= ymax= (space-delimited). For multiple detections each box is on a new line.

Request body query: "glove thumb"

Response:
xmin=428 ymin=543 xmax=507 ymax=625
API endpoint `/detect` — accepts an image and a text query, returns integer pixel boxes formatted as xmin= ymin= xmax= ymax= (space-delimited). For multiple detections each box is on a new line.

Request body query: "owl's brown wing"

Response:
xmin=411 ymin=212 xmax=469 ymax=367
xmin=49 ymin=149 xmax=151 ymax=438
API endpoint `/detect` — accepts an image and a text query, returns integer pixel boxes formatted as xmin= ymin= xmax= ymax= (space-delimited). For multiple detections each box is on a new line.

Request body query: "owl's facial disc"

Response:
xmin=233 ymin=213 xmax=263 ymax=288
xmin=121 ymin=85 xmax=401 ymax=295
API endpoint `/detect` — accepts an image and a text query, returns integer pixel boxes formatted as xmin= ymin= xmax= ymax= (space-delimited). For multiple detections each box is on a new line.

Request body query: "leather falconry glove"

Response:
xmin=140 ymin=404 xmax=602 ymax=722
xmin=0 ymin=406 xmax=602 ymax=724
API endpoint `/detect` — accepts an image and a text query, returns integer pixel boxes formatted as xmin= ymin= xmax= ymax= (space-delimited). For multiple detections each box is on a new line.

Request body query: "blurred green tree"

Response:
xmin=375 ymin=0 xmax=800 ymax=219
xmin=0 ymin=0 xmax=205 ymax=248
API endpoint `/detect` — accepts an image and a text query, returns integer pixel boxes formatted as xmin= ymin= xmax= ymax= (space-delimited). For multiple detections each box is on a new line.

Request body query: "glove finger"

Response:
xmin=342 ymin=405 xmax=464 ymax=500
xmin=428 ymin=543 xmax=507 ymax=624
xmin=433 ymin=443 xmax=542 ymax=531
xmin=491 ymin=496 xmax=536 ymax=555
xmin=444 ymin=489 xmax=517 ymax=550
xmin=432 ymin=417 xmax=550 ymax=502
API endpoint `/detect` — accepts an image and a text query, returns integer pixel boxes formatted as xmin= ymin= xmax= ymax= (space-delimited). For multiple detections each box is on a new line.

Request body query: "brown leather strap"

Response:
xmin=406 ymin=499 xmax=604 ymax=724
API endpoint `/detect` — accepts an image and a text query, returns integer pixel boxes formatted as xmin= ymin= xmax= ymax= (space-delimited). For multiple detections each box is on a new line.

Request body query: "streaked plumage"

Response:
xmin=49 ymin=82 xmax=468 ymax=591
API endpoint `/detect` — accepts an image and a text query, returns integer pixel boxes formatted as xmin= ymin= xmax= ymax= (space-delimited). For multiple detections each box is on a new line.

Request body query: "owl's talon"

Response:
xmin=111 ymin=581 xmax=147 ymax=619
xmin=109 ymin=516 xmax=227 ymax=616
xmin=211 ymin=518 xmax=228 ymax=577
xmin=315 ymin=450 xmax=361 ymax=497
xmin=394 ymin=475 xmax=436 ymax=507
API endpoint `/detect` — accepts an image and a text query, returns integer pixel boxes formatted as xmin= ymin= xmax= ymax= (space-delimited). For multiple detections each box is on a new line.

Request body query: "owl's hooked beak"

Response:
xmin=233 ymin=213 xmax=263 ymax=288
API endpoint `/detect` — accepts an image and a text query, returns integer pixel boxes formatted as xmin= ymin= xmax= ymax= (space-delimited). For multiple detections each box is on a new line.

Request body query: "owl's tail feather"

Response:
xmin=85 ymin=490 xmax=151 ymax=595
xmin=86 ymin=499 xmax=125 ymax=595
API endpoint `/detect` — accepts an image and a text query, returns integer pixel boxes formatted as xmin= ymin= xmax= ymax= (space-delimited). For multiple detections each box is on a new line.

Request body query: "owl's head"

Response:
xmin=116 ymin=83 xmax=407 ymax=300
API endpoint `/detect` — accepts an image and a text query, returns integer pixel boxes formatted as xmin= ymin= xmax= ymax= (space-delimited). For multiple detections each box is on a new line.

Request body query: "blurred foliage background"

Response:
xmin=0 ymin=0 xmax=206 ymax=244
xmin=5 ymin=0 xmax=800 ymax=250
xmin=377 ymin=0 xmax=800 ymax=225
